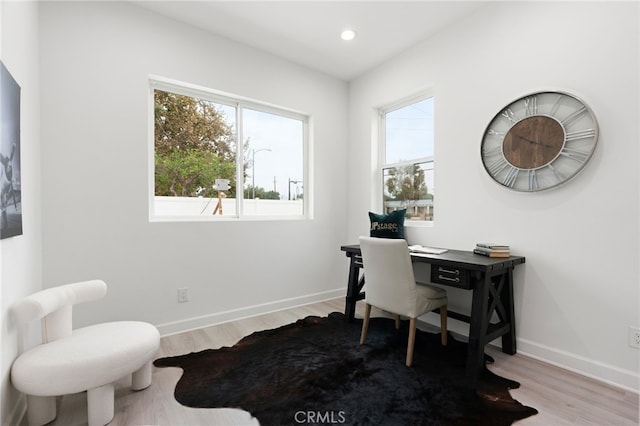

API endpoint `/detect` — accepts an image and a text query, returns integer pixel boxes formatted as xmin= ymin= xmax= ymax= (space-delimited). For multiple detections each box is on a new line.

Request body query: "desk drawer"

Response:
xmin=430 ymin=265 xmax=469 ymax=289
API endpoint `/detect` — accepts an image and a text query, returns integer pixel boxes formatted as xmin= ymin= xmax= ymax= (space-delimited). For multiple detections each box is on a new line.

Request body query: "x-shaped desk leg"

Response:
xmin=466 ymin=269 xmax=517 ymax=385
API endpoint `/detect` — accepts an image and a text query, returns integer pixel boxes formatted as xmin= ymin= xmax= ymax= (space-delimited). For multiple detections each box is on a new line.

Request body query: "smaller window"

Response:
xmin=380 ymin=95 xmax=434 ymax=222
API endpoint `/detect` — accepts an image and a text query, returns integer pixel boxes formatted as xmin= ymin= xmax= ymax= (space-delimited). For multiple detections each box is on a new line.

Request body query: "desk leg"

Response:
xmin=344 ymin=257 xmax=363 ymax=322
xmin=466 ymin=274 xmax=491 ymax=386
xmin=501 ymin=268 xmax=517 ymax=354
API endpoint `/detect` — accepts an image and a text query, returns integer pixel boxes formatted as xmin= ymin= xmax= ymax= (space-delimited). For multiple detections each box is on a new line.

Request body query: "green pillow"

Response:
xmin=369 ymin=209 xmax=406 ymax=239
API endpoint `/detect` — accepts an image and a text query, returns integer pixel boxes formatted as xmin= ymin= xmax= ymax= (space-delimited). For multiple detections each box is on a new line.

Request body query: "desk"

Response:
xmin=340 ymin=244 xmax=525 ymax=386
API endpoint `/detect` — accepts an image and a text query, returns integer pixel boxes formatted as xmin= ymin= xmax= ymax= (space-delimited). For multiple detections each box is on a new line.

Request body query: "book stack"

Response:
xmin=473 ymin=243 xmax=510 ymax=258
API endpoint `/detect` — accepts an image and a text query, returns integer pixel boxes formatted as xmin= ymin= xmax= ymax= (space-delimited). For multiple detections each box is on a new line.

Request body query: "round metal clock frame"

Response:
xmin=480 ymin=90 xmax=599 ymax=192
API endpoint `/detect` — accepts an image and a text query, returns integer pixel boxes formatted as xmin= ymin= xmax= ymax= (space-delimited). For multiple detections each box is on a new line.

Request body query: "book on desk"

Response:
xmin=473 ymin=243 xmax=510 ymax=258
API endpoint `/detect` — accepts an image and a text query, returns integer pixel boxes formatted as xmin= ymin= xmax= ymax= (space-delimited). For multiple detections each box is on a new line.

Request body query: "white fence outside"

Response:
xmin=154 ymin=196 xmax=303 ymax=217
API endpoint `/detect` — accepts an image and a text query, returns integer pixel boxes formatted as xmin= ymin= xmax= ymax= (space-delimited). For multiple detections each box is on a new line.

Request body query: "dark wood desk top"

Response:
xmin=340 ymin=244 xmax=525 ymax=272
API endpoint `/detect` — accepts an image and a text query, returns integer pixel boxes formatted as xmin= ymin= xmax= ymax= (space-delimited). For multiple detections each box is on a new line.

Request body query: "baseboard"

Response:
xmin=516 ymin=337 xmax=640 ymax=393
xmin=4 ymin=393 xmax=26 ymax=426
xmin=419 ymin=315 xmax=639 ymax=393
xmin=156 ymin=288 xmax=346 ymax=337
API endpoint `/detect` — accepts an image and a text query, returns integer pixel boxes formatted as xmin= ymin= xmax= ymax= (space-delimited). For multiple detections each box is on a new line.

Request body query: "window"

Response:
xmin=380 ymin=94 xmax=434 ymax=222
xmin=149 ymin=77 xmax=307 ymax=220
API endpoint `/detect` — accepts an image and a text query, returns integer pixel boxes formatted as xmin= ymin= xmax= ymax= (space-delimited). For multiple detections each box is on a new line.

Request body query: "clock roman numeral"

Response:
xmin=483 ymin=145 xmax=502 ymax=157
xmin=487 ymin=128 xmax=505 ymax=138
xmin=548 ymin=163 xmax=564 ymax=182
xmin=528 ymin=170 xmax=538 ymax=191
xmin=487 ymin=156 xmax=509 ymax=175
xmin=560 ymin=105 xmax=587 ymax=127
xmin=565 ymin=129 xmax=596 ymax=142
xmin=524 ymin=96 xmax=538 ymax=116
xmin=559 ymin=147 xmax=589 ymax=163
xmin=503 ymin=167 xmax=519 ymax=188
xmin=501 ymin=108 xmax=519 ymax=126
xmin=549 ymin=94 xmax=563 ymax=117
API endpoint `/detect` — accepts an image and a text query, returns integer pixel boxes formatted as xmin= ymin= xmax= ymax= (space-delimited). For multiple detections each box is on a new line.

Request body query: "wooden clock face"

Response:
xmin=481 ymin=91 xmax=598 ymax=192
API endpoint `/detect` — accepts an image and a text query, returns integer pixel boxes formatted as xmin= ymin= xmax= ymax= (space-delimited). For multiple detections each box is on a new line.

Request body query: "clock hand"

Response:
xmin=518 ymin=135 xmax=537 ymax=144
xmin=517 ymin=135 xmax=556 ymax=149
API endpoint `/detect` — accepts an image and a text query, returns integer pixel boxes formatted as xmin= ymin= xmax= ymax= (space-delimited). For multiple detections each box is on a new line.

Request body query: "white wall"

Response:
xmin=348 ymin=1 xmax=639 ymax=390
xmin=39 ymin=2 xmax=348 ymax=333
xmin=0 ymin=2 xmax=42 ymax=424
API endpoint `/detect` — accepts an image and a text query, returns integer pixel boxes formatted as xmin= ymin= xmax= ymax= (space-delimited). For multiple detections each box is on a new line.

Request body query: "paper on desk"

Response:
xmin=408 ymin=245 xmax=448 ymax=255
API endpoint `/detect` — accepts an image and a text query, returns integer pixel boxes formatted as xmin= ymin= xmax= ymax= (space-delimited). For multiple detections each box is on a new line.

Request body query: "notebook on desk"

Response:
xmin=408 ymin=245 xmax=448 ymax=255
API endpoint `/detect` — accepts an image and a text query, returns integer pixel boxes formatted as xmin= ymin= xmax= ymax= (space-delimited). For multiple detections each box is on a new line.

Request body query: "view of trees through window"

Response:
xmin=154 ymin=90 xmax=241 ymax=198
xmin=151 ymin=82 xmax=306 ymax=218
xmin=382 ymin=96 xmax=434 ymax=221
xmin=383 ymin=161 xmax=433 ymax=220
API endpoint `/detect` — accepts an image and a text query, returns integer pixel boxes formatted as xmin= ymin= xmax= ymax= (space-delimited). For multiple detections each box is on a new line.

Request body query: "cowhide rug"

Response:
xmin=154 ymin=312 xmax=537 ymax=425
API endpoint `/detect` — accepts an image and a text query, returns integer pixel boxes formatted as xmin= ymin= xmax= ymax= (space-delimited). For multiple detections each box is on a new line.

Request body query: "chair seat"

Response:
xmin=414 ymin=283 xmax=446 ymax=317
xmin=11 ymin=321 xmax=160 ymax=396
xmin=417 ymin=282 xmax=446 ymax=299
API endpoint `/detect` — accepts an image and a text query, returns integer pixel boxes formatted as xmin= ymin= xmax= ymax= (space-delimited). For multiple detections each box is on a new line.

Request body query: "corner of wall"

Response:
xmin=1 ymin=1 xmax=43 ymax=425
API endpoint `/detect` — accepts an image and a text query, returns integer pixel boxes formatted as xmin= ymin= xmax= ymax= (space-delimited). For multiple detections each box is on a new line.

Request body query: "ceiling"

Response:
xmin=133 ymin=1 xmax=489 ymax=81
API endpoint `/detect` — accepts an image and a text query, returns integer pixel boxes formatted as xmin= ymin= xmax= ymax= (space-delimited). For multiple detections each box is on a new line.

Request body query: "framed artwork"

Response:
xmin=1 ymin=61 xmax=22 ymax=239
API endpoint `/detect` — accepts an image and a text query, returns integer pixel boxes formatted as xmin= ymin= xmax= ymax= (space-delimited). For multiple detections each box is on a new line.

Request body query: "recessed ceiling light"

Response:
xmin=341 ymin=29 xmax=356 ymax=41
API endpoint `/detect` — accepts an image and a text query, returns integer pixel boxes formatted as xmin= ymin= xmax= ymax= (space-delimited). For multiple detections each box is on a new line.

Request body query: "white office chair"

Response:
xmin=359 ymin=236 xmax=447 ymax=367
xmin=10 ymin=280 xmax=160 ymax=426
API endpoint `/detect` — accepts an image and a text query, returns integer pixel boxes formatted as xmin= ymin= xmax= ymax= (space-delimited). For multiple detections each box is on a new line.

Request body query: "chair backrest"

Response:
xmin=359 ymin=236 xmax=419 ymax=317
xmin=11 ymin=280 xmax=107 ymax=343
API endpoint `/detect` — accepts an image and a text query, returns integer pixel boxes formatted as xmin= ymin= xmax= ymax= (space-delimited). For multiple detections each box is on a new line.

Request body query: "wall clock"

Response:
xmin=481 ymin=90 xmax=598 ymax=192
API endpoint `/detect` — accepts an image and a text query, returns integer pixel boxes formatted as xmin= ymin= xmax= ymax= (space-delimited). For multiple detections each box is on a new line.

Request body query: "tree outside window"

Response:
xmin=383 ymin=161 xmax=433 ymax=220
xmin=154 ymin=90 xmax=241 ymax=198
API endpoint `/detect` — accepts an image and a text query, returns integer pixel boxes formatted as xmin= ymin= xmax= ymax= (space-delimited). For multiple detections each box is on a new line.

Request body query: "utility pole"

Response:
xmin=288 ymin=178 xmax=301 ymax=200
xmin=251 ymin=148 xmax=271 ymax=199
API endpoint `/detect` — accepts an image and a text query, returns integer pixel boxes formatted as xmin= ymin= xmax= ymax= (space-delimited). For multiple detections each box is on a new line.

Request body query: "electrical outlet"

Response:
xmin=629 ymin=326 xmax=640 ymax=348
xmin=177 ymin=287 xmax=189 ymax=303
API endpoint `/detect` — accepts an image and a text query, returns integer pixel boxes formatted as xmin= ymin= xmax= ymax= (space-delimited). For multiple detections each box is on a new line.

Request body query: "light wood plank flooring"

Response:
xmin=31 ymin=299 xmax=638 ymax=425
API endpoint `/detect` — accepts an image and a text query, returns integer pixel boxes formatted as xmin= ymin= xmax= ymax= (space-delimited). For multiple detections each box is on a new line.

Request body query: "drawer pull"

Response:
xmin=438 ymin=275 xmax=460 ymax=283
xmin=438 ymin=267 xmax=460 ymax=275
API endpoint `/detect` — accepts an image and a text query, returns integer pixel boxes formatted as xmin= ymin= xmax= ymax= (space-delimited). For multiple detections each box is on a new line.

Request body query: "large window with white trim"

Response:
xmin=150 ymin=77 xmax=308 ymax=220
xmin=380 ymin=93 xmax=434 ymax=222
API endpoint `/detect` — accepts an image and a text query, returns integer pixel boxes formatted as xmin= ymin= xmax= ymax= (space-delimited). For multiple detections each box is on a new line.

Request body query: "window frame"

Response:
xmin=148 ymin=75 xmax=310 ymax=222
xmin=378 ymin=90 xmax=435 ymax=225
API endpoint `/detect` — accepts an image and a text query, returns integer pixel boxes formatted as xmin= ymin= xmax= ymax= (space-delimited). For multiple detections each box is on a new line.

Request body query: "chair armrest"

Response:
xmin=67 ymin=280 xmax=107 ymax=306
xmin=11 ymin=280 xmax=107 ymax=326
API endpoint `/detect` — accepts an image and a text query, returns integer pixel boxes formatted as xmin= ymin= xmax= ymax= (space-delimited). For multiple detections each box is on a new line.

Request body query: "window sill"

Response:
xmin=404 ymin=220 xmax=434 ymax=228
xmin=149 ymin=215 xmax=308 ymax=223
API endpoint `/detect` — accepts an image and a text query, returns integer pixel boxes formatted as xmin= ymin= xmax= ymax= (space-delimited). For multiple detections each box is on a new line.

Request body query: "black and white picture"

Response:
xmin=1 ymin=61 xmax=22 ymax=239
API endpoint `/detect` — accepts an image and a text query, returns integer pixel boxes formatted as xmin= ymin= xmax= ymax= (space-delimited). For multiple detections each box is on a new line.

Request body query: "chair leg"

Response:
xmin=395 ymin=315 xmax=401 ymax=329
xmin=406 ymin=317 xmax=417 ymax=367
xmin=360 ymin=303 xmax=372 ymax=344
xmin=132 ymin=360 xmax=153 ymax=390
xmin=26 ymin=395 xmax=56 ymax=426
xmin=87 ymin=383 xmax=114 ymax=426
xmin=440 ymin=305 xmax=448 ymax=346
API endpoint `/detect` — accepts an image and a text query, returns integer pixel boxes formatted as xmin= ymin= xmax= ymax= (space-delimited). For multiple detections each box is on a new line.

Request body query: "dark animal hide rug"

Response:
xmin=154 ymin=312 xmax=537 ymax=425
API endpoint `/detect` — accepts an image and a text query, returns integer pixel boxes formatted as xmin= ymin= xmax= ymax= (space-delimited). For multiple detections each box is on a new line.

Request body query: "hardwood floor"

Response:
xmin=35 ymin=298 xmax=638 ymax=425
